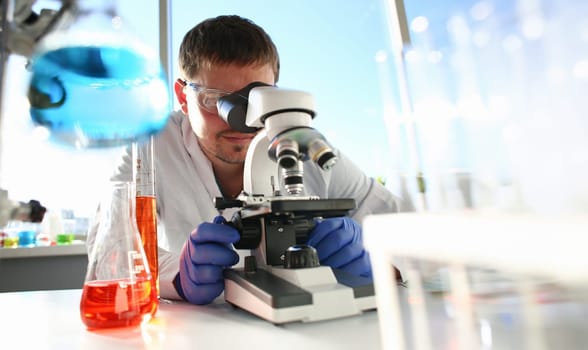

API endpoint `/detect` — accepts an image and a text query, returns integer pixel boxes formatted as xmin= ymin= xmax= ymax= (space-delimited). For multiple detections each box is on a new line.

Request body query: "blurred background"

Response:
xmin=1 ymin=0 xmax=587 ymax=244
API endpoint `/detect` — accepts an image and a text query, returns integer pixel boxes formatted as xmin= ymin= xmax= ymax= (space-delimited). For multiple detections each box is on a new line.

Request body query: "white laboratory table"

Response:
xmin=0 ymin=289 xmax=383 ymax=350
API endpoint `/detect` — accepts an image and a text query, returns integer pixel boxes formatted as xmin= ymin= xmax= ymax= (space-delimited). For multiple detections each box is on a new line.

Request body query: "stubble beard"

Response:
xmin=215 ymin=143 xmax=247 ymax=165
xmin=198 ymin=130 xmax=251 ymax=165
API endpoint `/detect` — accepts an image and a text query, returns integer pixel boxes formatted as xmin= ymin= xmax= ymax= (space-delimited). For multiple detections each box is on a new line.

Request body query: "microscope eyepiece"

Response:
xmin=217 ymin=81 xmax=271 ymax=133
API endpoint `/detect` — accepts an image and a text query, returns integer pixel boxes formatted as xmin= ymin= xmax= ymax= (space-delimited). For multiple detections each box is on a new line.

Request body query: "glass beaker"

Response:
xmin=26 ymin=0 xmax=170 ymax=149
xmin=80 ymin=181 xmax=158 ymax=330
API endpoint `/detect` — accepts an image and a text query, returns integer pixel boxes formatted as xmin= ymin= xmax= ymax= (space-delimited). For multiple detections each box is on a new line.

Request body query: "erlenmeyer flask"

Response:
xmin=80 ymin=181 xmax=158 ymax=329
xmin=26 ymin=0 xmax=170 ymax=148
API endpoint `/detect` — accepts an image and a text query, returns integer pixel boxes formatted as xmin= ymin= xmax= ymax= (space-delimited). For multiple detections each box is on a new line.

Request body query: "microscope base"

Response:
xmin=223 ymin=265 xmax=376 ymax=324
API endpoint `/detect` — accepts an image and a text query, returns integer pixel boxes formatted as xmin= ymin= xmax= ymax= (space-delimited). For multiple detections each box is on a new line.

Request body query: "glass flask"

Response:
xmin=133 ymin=138 xmax=159 ymax=297
xmin=26 ymin=0 xmax=170 ymax=149
xmin=80 ymin=181 xmax=158 ymax=329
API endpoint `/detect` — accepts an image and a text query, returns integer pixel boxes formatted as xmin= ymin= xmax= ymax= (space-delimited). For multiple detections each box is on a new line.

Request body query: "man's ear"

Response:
xmin=174 ymin=79 xmax=189 ymax=114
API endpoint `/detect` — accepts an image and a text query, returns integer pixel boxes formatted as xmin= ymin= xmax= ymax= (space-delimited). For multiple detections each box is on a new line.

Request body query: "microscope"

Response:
xmin=215 ymin=82 xmax=376 ymax=324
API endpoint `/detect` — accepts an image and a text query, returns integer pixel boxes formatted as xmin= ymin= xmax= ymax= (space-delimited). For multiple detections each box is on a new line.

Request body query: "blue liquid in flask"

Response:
xmin=28 ymin=46 xmax=170 ymax=148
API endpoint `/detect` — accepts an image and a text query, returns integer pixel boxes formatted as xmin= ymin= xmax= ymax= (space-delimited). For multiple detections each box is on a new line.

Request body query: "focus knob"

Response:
xmin=283 ymin=244 xmax=320 ymax=269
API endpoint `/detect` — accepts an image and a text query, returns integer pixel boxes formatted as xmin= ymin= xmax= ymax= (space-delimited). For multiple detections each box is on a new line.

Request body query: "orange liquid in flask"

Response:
xmin=80 ymin=277 xmax=157 ymax=329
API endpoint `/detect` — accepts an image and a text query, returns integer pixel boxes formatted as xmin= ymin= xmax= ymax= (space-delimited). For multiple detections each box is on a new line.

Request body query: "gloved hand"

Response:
xmin=306 ymin=216 xmax=372 ymax=278
xmin=175 ymin=216 xmax=240 ymax=305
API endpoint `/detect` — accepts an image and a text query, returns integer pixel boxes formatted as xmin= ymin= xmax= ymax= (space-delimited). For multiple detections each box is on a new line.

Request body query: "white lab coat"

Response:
xmin=87 ymin=110 xmax=401 ymax=300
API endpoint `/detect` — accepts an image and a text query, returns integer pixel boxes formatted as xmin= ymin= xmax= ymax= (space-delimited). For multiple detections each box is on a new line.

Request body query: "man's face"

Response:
xmin=180 ymin=63 xmax=275 ymax=165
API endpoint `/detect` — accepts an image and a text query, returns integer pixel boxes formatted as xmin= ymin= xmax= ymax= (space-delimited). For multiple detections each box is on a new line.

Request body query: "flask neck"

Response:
xmin=68 ymin=0 xmax=120 ymax=32
xmin=44 ymin=0 xmax=134 ymax=51
xmin=74 ymin=0 xmax=118 ymax=14
xmin=100 ymin=182 xmax=137 ymax=223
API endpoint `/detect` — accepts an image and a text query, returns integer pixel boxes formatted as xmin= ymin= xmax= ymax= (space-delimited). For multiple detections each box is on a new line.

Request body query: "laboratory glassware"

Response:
xmin=384 ymin=0 xmax=588 ymax=214
xmin=133 ymin=137 xmax=159 ymax=298
xmin=26 ymin=0 xmax=170 ymax=149
xmin=80 ymin=181 xmax=157 ymax=329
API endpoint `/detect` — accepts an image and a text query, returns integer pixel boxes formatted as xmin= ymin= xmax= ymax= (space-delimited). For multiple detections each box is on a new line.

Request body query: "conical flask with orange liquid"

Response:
xmin=80 ymin=181 xmax=157 ymax=329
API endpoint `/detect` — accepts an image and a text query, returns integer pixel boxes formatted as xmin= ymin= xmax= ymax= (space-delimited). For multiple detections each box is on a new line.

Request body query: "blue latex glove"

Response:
xmin=176 ymin=216 xmax=240 ymax=305
xmin=306 ymin=216 xmax=372 ymax=278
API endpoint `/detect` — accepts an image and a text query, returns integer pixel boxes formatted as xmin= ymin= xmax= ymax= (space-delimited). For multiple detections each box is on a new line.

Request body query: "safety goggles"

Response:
xmin=184 ymin=81 xmax=232 ymax=113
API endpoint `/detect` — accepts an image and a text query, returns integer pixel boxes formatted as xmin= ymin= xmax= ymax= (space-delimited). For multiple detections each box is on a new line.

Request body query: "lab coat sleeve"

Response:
xmin=352 ymin=177 xmax=400 ymax=220
xmin=158 ymin=246 xmax=182 ymax=300
xmin=321 ymin=150 xmax=402 ymax=223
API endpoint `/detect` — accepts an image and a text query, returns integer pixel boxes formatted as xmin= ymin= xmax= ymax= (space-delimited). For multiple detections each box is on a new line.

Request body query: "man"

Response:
xmin=90 ymin=15 xmax=401 ymax=305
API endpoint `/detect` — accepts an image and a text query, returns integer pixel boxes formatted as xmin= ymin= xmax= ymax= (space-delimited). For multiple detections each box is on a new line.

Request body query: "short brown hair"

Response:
xmin=178 ymin=15 xmax=280 ymax=82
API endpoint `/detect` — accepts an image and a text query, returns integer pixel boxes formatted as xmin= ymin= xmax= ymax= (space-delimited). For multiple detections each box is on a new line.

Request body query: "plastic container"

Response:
xmin=2 ymin=221 xmax=22 ymax=248
xmin=17 ymin=223 xmax=39 ymax=247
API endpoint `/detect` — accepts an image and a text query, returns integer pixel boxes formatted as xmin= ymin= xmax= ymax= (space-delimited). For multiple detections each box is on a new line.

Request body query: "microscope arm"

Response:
xmin=243 ymin=129 xmax=279 ymax=197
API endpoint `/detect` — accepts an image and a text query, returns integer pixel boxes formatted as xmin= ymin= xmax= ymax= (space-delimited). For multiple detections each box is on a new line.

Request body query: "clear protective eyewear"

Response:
xmin=184 ymin=81 xmax=232 ymax=113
